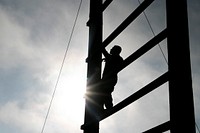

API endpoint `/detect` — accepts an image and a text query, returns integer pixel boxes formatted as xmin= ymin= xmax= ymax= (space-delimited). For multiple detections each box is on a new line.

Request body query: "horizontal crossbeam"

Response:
xmin=119 ymin=28 xmax=167 ymax=72
xmin=81 ymin=72 xmax=168 ymax=129
xmin=100 ymin=72 xmax=168 ymax=120
xmin=102 ymin=0 xmax=155 ymax=47
xmin=102 ymin=0 xmax=113 ymax=11
xmin=142 ymin=121 xmax=170 ymax=133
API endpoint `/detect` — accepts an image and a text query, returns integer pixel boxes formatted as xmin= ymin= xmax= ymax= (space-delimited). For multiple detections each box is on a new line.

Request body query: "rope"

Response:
xmin=40 ymin=0 xmax=83 ymax=133
xmin=137 ymin=0 xmax=168 ymax=65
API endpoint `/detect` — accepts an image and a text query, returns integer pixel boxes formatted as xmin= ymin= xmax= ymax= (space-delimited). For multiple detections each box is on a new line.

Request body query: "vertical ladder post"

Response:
xmin=83 ymin=0 xmax=103 ymax=133
xmin=166 ymin=0 xmax=196 ymax=132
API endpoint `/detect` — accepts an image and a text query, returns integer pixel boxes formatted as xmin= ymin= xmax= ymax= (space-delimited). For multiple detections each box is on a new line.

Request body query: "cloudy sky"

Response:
xmin=0 ymin=0 xmax=199 ymax=133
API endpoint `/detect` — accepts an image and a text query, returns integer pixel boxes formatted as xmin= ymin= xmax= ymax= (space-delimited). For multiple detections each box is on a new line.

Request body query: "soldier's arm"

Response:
xmin=102 ymin=47 xmax=110 ymax=58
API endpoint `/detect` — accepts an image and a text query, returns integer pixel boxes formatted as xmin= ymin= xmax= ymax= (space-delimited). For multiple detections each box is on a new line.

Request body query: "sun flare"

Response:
xmin=53 ymin=71 xmax=86 ymax=123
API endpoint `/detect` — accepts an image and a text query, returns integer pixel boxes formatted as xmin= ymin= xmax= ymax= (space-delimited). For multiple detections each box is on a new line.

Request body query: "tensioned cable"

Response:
xmin=40 ymin=0 xmax=83 ymax=133
xmin=137 ymin=0 xmax=168 ymax=64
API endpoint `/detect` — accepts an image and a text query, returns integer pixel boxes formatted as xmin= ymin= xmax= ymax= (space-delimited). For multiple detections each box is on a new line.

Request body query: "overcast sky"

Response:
xmin=0 ymin=0 xmax=199 ymax=133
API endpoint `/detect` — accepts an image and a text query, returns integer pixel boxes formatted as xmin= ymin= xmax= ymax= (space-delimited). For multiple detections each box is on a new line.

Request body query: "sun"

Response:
xmin=53 ymin=71 xmax=86 ymax=123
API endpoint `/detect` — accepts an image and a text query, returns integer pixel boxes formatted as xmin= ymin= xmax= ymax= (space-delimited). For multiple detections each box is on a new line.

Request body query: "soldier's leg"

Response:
xmin=105 ymin=93 xmax=113 ymax=109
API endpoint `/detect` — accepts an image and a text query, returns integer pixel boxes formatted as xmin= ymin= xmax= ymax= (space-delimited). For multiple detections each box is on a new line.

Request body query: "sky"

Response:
xmin=0 ymin=0 xmax=199 ymax=133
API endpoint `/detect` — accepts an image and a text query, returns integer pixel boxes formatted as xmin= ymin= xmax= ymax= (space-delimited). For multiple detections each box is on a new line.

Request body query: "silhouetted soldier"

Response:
xmin=100 ymin=45 xmax=123 ymax=110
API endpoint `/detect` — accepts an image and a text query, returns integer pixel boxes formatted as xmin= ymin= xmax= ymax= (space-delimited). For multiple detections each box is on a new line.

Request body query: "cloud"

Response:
xmin=0 ymin=0 xmax=199 ymax=133
xmin=0 ymin=0 xmax=89 ymax=132
xmin=0 ymin=5 xmax=55 ymax=102
xmin=0 ymin=101 xmax=45 ymax=133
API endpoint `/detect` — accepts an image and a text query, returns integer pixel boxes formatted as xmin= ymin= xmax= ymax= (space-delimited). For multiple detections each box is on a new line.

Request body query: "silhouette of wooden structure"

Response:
xmin=81 ymin=0 xmax=196 ymax=133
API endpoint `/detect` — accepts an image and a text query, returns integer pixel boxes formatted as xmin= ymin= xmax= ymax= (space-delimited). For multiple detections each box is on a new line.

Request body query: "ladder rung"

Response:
xmin=142 ymin=121 xmax=170 ymax=133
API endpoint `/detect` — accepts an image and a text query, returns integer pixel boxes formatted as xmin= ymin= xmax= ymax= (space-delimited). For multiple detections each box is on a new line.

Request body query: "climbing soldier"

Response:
xmin=100 ymin=45 xmax=123 ymax=110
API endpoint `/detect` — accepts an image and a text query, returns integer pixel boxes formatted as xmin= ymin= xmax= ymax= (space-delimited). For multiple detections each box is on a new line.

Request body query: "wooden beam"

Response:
xmin=166 ymin=0 xmax=196 ymax=132
xmin=119 ymin=29 xmax=167 ymax=72
xmin=81 ymin=72 xmax=168 ymax=129
xmin=102 ymin=0 xmax=113 ymax=11
xmin=102 ymin=0 xmax=155 ymax=47
xmin=142 ymin=121 xmax=170 ymax=133
xmin=100 ymin=72 xmax=168 ymax=120
xmin=83 ymin=0 xmax=103 ymax=133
